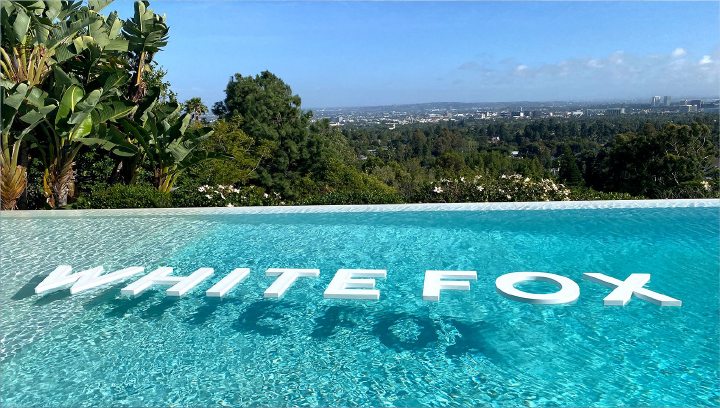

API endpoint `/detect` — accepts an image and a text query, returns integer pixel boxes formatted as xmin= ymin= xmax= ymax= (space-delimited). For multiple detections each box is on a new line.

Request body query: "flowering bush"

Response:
xmin=420 ymin=174 xmax=572 ymax=203
xmin=172 ymin=185 xmax=285 ymax=207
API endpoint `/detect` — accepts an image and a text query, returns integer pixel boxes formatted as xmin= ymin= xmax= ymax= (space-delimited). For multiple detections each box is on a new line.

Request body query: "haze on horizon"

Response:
xmin=119 ymin=1 xmax=720 ymax=108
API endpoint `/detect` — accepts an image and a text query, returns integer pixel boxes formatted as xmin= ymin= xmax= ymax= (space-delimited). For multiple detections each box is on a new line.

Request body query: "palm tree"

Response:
xmin=184 ymin=97 xmax=208 ymax=123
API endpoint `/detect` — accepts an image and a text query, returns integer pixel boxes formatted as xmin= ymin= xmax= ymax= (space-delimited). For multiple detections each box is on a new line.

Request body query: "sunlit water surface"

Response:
xmin=1 ymin=207 xmax=718 ymax=407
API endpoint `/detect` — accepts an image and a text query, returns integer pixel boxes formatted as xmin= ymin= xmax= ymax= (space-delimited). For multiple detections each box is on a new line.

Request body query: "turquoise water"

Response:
xmin=1 ymin=206 xmax=718 ymax=407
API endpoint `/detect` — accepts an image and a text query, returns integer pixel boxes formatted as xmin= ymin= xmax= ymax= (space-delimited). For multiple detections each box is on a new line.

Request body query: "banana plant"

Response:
xmin=122 ymin=1 xmax=168 ymax=102
xmin=0 ymin=0 xmax=96 ymax=87
xmin=118 ymin=103 xmax=217 ymax=192
xmin=0 ymin=83 xmax=56 ymax=209
xmin=35 ymin=81 xmax=136 ymax=208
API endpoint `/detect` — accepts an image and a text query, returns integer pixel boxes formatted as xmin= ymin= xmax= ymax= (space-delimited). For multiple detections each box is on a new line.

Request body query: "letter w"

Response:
xmin=35 ymin=265 xmax=144 ymax=295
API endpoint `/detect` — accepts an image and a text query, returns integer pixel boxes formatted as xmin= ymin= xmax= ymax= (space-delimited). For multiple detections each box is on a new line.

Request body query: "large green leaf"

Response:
xmin=12 ymin=7 xmax=30 ymax=42
xmin=96 ymin=100 xmax=136 ymax=123
xmin=56 ymin=84 xmax=84 ymax=124
xmin=68 ymin=89 xmax=102 ymax=125
xmin=69 ymin=114 xmax=93 ymax=140
xmin=88 ymin=0 xmax=112 ymax=12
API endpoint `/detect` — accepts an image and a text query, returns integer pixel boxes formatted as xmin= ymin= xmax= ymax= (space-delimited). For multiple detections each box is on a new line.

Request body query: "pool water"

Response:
xmin=1 ymin=204 xmax=718 ymax=407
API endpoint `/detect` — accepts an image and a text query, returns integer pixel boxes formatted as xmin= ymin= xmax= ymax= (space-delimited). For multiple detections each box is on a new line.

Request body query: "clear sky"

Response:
xmin=111 ymin=1 xmax=719 ymax=108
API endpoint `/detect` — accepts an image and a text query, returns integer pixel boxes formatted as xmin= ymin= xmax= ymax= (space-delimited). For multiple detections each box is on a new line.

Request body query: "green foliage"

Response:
xmin=568 ymin=187 xmax=638 ymax=201
xmin=296 ymin=191 xmax=403 ymax=205
xmin=182 ymin=117 xmax=269 ymax=186
xmin=419 ymin=174 xmax=572 ymax=203
xmin=589 ymin=122 xmax=719 ymax=198
xmin=212 ymin=71 xmax=327 ymax=199
xmin=171 ymin=184 xmax=284 ymax=207
xmin=558 ymin=145 xmax=584 ymax=187
xmin=3 ymin=0 xmax=717 ymax=210
xmin=183 ymin=97 xmax=207 ymax=122
xmin=116 ymin=103 xmax=216 ymax=192
xmin=74 ymin=183 xmax=171 ymax=209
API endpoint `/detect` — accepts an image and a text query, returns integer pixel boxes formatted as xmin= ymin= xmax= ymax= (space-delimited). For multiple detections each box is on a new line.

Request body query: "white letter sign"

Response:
xmin=495 ymin=272 xmax=580 ymax=304
xmin=35 ymin=265 xmax=144 ymax=295
xmin=120 ymin=267 xmax=214 ymax=297
xmin=206 ymin=268 xmax=250 ymax=298
xmin=263 ymin=268 xmax=320 ymax=298
xmin=324 ymin=269 xmax=387 ymax=300
xmin=423 ymin=270 xmax=477 ymax=301
xmin=583 ymin=272 xmax=682 ymax=306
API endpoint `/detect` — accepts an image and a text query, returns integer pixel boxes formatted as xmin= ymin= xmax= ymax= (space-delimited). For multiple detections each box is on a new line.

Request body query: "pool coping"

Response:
xmin=1 ymin=198 xmax=718 ymax=218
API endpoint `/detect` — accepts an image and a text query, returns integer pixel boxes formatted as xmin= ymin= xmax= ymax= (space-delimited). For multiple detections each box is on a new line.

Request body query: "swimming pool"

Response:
xmin=1 ymin=200 xmax=718 ymax=407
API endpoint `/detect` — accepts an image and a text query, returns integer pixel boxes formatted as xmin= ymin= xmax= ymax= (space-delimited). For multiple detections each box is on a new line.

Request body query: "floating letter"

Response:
xmin=423 ymin=270 xmax=477 ymax=301
xmin=206 ymin=268 xmax=250 ymax=298
xmin=324 ymin=269 xmax=387 ymax=300
xmin=120 ymin=267 xmax=214 ymax=297
xmin=583 ymin=272 xmax=681 ymax=307
xmin=35 ymin=265 xmax=144 ymax=295
xmin=495 ymin=272 xmax=579 ymax=305
xmin=263 ymin=268 xmax=320 ymax=298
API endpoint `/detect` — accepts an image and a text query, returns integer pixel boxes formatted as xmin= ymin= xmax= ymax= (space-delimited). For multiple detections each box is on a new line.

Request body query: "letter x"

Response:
xmin=583 ymin=273 xmax=681 ymax=307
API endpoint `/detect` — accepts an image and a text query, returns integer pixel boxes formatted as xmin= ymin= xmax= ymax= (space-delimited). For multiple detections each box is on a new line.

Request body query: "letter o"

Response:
xmin=495 ymin=272 xmax=580 ymax=304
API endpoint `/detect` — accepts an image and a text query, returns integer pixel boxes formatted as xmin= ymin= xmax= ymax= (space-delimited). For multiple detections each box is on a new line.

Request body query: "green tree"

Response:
xmin=118 ymin=103 xmax=215 ymax=192
xmin=593 ymin=122 xmax=718 ymax=198
xmin=212 ymin=71 xmax=325 ymax=198
xmin=183 ymin=117 xmax=272 ymax=186
xmin=183 ymin=97 xmax=207 ymax=123
xmin=558 ymin=145 xmax=584 ymax=187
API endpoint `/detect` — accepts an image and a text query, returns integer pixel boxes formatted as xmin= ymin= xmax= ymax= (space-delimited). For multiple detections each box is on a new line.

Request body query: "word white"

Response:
xmin=33 ymin=266 xmax=682 ymax=307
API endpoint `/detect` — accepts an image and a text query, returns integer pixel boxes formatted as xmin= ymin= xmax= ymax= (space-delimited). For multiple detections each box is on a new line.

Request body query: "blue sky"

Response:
xmin=111 ymin=1 xmax=719 ymax=108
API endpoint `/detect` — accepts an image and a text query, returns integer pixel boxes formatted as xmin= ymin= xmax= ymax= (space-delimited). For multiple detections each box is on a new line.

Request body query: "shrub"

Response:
xmin=295 ymin=190 xmax=404 ymax=205
xmin=568 ymin=187 xmax=638 ymax=201
xmin=74 ymin=184 xmax=172 ymax=209
xmin=171 ymin=184 xmax=285 ymax=207
xmin=418 ymin=174 xmax=572 ymax=203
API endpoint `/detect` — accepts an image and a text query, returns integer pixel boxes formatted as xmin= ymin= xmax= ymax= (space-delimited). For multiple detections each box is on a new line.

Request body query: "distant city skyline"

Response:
xmin=112 ymin=1 xmax=719 ymax=108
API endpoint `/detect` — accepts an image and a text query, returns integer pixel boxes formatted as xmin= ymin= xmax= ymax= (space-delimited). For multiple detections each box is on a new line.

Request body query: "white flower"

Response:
xmin=506 ymin=194 xmax=512 ymax=199
xmin=500 ymin=174 xmax=507 ymax=179
xmin=205 ymin=194 xmax=212 ymax=199
xmin=198 ymin=186 xmax=206 ymax=192
xmin=701 ymin=180 xmax=711 ymax=191
xmin=433 ymin=186 xmax=444 ymax=194
xmin=263 ymin=193 xmax=269 ymax=198
xmin=460 ymin=177 xmax=465 ymax=182
xmin=226 ymin=203 xmax=234 ymax=207
xmin=476 ymin=185 xmax=484 ymax=192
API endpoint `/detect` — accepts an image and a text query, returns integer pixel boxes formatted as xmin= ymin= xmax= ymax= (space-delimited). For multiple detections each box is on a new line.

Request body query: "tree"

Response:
xmin=184 ymin=97 xmax=207 ymax=123
xmin=593 ymin=123 xmax=718 ymax=197
xmin=558 ymin=145 xmax=584 ymax=187
xmin=182 ymin=117 xmax=271 ymax=186
xmin=119 ymin=103 xmax=215 ymax=192
xmin=212 ymin=71 xmax=325 ymax=198
xmin=122 ymin=0 xmax=169 ymax=102
xmin=1 ymin=83 xmax=55 ymax=209
xmin=0 ymin=0 xmax=96 ymax=208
